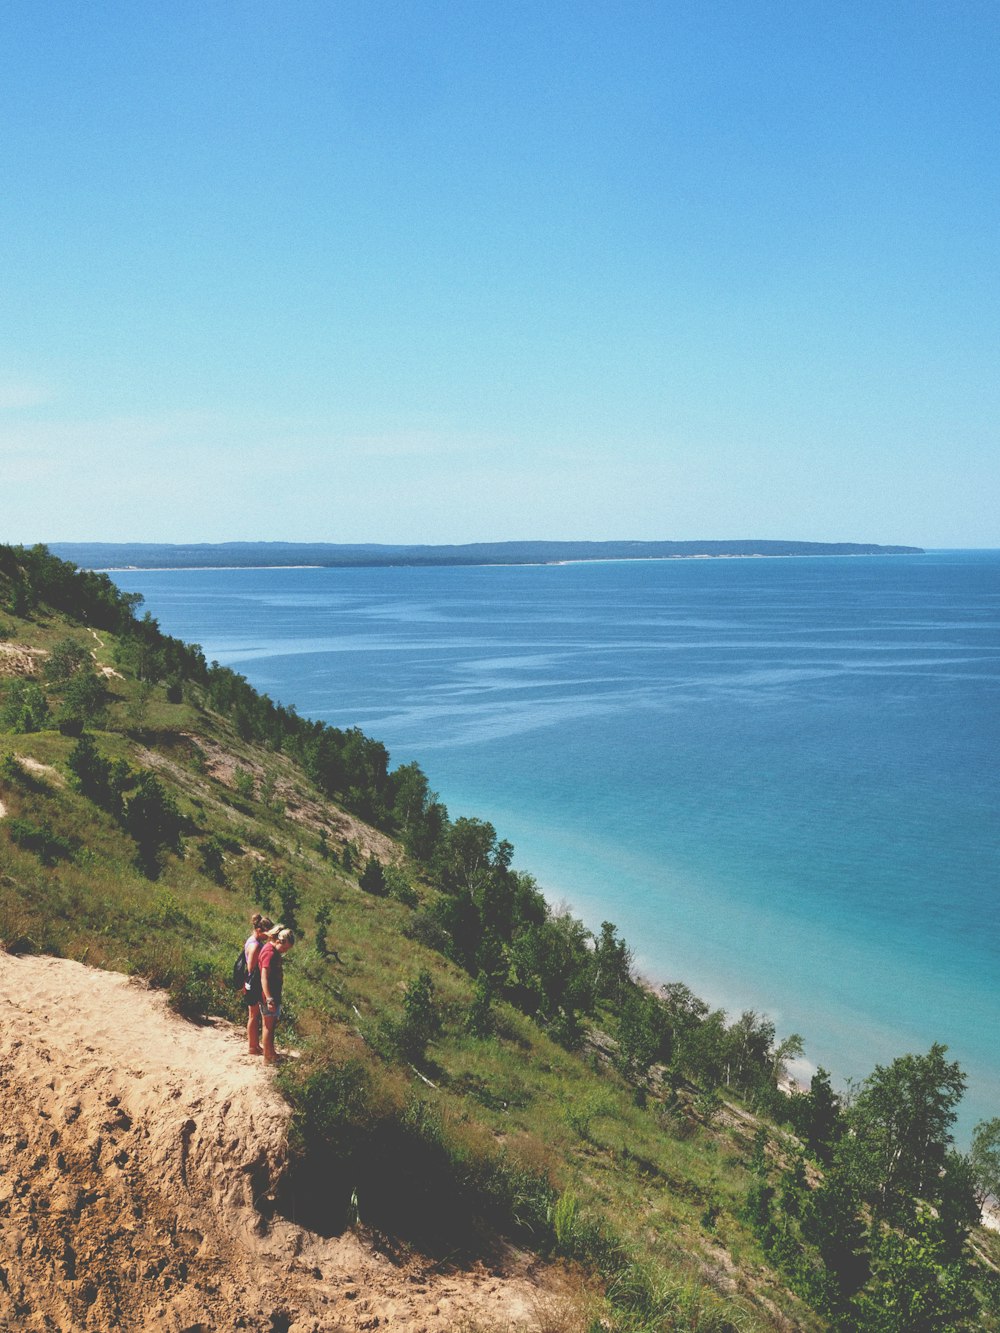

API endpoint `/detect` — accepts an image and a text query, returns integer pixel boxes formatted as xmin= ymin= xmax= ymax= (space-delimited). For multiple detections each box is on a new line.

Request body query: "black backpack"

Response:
xmin=232 ymin=946 xmax=249 ymax=991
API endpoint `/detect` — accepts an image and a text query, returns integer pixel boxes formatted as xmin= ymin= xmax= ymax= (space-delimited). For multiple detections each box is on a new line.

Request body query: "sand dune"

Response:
xmin=0 ymin=952 xmax=565 ymax=1332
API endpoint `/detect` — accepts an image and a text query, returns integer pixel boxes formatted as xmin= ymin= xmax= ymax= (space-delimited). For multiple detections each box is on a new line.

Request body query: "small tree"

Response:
xmin=198 ymin=837 xmax=226 ymax=885
xmin=277 ymin=872 xmax=301 ymax=928
xmin=250 ymin=862 xmax=278 ymax=913
xmin=465 ymin=973 xmax=495 ymax=1038
xmin=123 ymin=772 xmax=183 ymax=877
xmin=259 ymin=769 xmax=278 ymax=808
xmin=67 ymin=733 xmax=100 ymax=793
xmin=397 ymin=969 xmax=442 ymax=1063
xmin=593 ymin=920 xmax=633 ymax=1004
xmin=315 ymin=900 xmax=333 ymax=956
xmin=798 ymin=1166 xmax=869 ymax=1309
xmin=60 ymin=669 xmax=107 ymax=727
xmin=359 ymin=854 xmax=387 ymax=896
xmin=5 ymin=579 xmax=31 ymax=617
xmin=44 ymin=636 xmax=89 ymax=683
xmin=125 ymin=680 xmax=154 ymax=733
xmin=788 ymin=1067 xmax=846 ymax=1166
xmin=615 ymin=986 xmax=669 ymax=1082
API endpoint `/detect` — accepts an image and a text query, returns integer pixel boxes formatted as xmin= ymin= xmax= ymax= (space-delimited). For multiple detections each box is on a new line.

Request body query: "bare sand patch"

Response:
xmin=0 ymin=641 xmax=44 ymax=676
xmin=14 ymin=753 xmax=63 ymax=785
xmin=0 ymin=952 xmax=571 ymax=1332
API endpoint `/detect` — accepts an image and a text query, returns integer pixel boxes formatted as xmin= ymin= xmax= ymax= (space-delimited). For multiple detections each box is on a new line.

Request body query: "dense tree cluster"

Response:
xmin=0 ymin=543 xmax=144 ymax=630
xmin=749 ymin=1046 xmax=997 ymax=1329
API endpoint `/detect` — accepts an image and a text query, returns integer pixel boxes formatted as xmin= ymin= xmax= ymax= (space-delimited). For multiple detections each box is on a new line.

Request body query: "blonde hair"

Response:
xmin=268 ymin=926 xmax=295 ymax=946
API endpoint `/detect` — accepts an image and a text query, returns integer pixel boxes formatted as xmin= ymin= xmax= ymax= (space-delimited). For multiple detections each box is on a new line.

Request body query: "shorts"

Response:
xmin=262 ymin=1001 xmax=282 ymax=1022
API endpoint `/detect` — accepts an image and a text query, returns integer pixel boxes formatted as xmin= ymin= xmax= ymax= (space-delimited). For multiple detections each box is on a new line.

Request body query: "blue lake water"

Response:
xmin=109 ymin=552 xmax=1000 ymax=1138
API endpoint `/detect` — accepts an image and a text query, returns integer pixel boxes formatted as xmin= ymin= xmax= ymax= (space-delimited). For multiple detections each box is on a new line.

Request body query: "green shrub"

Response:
xmin=1 ymin=680 xmax=50 ymax=732
xmin=150 ymin=887 xmax=189 ymax=928
xmin=383 ymin=863 xmax=418 ymax=906
xmin=399 ymin=969 xmax=442 ymax=1061
xmin=7 ymin=817 xmax=74 ymax=866
xmin=198 ymin=837 xmax=227 ymax=885
xmin=359 ymin=853 xmax=387 ymax=895
xmin=43 ymin=636 xmax=89 ymax=683
xmin=169 ymin=959 xmax=216 ymax=1021
xmin=403 ymin=908 xmax=451 ymax=954
xmin=250 ymin=861 xmax=278 ymax=910
xmin=58 ymin=669 xmax=106 ymax=726
xmin=465 ymin=973 xmax=495 ymax=1038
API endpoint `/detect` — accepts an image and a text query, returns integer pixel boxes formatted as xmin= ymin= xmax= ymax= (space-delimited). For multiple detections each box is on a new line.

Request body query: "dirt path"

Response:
xmin=0 ymin=953 xmax=571 ymax=1332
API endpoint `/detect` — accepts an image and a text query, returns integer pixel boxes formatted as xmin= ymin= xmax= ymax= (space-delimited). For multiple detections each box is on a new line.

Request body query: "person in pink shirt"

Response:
xmin=258 ymin=926 xmax=295 ymax=1065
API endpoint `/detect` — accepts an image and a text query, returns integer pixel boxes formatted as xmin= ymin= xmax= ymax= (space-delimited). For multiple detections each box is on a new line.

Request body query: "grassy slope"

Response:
xmin=2 ymin=598 xmax=996 ymax=1333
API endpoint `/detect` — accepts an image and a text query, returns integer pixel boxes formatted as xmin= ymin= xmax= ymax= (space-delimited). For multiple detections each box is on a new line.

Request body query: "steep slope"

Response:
xmin=0 ymin=952 xmax=569 ymax=1333
xmin=4 ymin=544 xmax=997 ymax=1333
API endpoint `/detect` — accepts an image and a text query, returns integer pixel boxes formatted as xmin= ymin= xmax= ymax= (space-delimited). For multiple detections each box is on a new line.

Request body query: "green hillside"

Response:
xmin=1 ymin=542 xmax=996 ymax=1333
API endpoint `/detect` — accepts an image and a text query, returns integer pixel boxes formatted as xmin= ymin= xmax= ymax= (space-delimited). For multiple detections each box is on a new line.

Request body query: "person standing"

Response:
xmin=259 ymin=926 xmax=295 ymax=1065
xmin=244 ymin=913 xmax=273 ymax=1054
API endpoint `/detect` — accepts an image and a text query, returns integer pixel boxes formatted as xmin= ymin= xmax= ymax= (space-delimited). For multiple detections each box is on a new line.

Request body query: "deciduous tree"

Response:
xmin=845 ymin=1044 xmax=966 ymax=1222
xmin=969 ymin=1117 xmax=1000 ymax=1215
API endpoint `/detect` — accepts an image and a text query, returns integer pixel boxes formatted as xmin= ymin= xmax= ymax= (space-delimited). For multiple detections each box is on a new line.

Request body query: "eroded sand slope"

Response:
xmin=0 ymin=954 xmax=563 ymax=1333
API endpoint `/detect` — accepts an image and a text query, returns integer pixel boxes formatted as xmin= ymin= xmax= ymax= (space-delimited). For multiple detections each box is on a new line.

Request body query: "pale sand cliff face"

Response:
xmin=0 ymin=642 xmax=46 ymax=676
xmin=0 ymin=953 xmax=572 ymax=1332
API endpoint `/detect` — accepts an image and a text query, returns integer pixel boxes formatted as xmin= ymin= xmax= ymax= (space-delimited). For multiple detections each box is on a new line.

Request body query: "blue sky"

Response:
xmin=2 ymin=1 xmax=998 ymax=547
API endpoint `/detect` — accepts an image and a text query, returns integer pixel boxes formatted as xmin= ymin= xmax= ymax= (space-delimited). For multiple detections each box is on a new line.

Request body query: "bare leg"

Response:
xmin=262 ymin=1012 xmax=277 ymax=1064
xmin=247 ymin=1003 xmax=262 ymax=1054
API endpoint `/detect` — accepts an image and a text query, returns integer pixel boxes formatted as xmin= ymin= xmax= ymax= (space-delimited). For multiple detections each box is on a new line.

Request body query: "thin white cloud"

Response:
xmin=0 ymin=379 xmax=52 ymax=410
xmin=339 ymin=431 xmax=480 ymax=460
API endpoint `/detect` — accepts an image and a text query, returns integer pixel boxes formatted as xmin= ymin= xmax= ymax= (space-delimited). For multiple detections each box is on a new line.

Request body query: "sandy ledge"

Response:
xmin=0 ymin=952 xmax=570 ymax=1332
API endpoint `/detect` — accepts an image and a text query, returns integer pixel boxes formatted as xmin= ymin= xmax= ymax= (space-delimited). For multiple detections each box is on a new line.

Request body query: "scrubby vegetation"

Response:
xmin=1 ymin=542 xmax=998 ymax=1331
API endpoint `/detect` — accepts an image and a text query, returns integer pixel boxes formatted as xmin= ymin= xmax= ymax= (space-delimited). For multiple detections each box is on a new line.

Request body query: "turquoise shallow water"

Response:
xmin=109 ymin=552 xmax=1000 ymax=1138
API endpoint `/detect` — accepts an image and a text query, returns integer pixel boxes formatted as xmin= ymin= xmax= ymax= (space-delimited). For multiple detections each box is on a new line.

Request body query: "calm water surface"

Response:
xmin=110 ymin=553 xmax=1000 ymax=1135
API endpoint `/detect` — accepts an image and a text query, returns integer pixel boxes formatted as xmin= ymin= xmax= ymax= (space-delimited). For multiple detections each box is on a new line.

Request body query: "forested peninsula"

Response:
xmin=49 ymin=538 xmax=924 ymax=570
xmin=1 ymin=542 xmax=996 ymax=1333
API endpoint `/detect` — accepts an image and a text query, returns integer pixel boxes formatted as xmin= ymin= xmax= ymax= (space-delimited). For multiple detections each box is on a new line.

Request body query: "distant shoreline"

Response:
xmin=52 ymin=538 xmax=925 ymax=574
xmin=97 ymin=552 xmax=919 ymax=573
xmin=96 ymin=565 xmax=326 ymax=572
